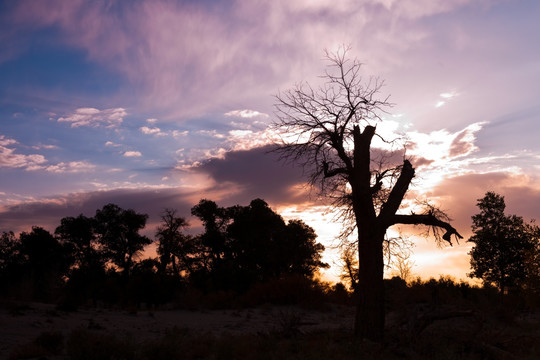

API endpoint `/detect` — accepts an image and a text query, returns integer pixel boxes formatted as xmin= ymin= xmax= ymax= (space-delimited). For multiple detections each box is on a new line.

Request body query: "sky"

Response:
xmin=1 ymin=0 xmax=540 ymax=283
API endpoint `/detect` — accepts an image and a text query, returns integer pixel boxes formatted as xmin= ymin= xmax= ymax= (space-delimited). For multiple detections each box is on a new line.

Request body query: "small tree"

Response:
xmin=468 ymin=192 xmax=536 ymax=293
xmin=155 ymin=209 xmax=194 ymax=277
xmin=271 ymin=47 xmax=461 ymax=341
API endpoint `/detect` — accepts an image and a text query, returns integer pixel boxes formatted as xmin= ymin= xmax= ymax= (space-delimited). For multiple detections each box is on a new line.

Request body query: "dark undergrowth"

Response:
xmin=5 ymin=276 xmax=540 ymax=360
xmin=8 ymin=312 xmax=539 ymax=360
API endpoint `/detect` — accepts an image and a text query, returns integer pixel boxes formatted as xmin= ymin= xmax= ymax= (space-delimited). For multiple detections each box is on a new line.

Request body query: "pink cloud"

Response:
xmin=0 ymin=135 xmax=47 ymax=169
xmin=123 ymin=151 xmax=142 ymax=157
xmin=57 ymin=107 xmax=126 ymax=128
xmin=429 ymin=171 xmax=540 ymax=239
xmin=41 ymin=161 xmax=96 ymax=173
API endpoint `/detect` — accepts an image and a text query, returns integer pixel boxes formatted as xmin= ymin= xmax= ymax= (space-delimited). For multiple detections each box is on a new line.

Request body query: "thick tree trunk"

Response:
xmin=354 ymin=227 xmax=385 ymax=341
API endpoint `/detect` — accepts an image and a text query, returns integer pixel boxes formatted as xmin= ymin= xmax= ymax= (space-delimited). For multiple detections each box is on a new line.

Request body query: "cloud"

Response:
xmin=434 ymin=91 xmax=459 ymax=108
xmin=0 ymin=187 xmax=198 ymax=234
xmin=0 ymin=136 xmax=18 ymax=147
xmin=140 ymin=126 xmax=166 ymax=136
xmin=40 ymin=161 xmax=96 ymax=173
xmin=374 ymin=0 xmax=473 ymax=20
xmin=6 ymin=0 xmax=480 ymax=119
xmin=427 ymin=171 xmax=540 ymax=240
xmin=105 ymin=141 xmax=121 ymax=147
xmin=0 ymin=135 xmax=97 ymax=173
xmin=57 ymin=107 xmax=126 ymax=128
xmin=193 ymin=145 xmax=309 ymax=206
xmin=406 ymin=122 xmax=484 ymax=162
xmin=0 ymin=135 xmax=47 ymax=169
xmin=31 ymin=143 xmax=60 ymax=150
xmin=225 ymin=109 xmax=269 ymax=118
xmin=448 ymin=124 xmax=481 ymax=158
xmin=123 ymin=151 xmax=142 ymax=157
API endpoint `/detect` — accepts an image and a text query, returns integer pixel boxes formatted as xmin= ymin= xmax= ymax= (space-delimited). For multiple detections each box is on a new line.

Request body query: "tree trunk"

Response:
xmin=355 ymin=227 xmax=385 ymax=341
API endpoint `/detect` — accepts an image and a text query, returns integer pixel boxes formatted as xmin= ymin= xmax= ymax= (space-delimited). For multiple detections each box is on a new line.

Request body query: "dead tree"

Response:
xmin=271 ymin=47 xmax=462 ymax=341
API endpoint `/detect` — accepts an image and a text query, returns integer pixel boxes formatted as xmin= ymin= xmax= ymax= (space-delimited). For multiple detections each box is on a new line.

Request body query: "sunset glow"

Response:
xmin=1 ymin=0 xmax=540 ymax=284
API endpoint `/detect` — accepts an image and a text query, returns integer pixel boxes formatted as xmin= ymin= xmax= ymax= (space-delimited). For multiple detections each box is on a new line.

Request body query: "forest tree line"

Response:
xmin=0 ymin=192 xmax=539 ymax=310
xmin=0 ymin=198 xmax=328 ymax=307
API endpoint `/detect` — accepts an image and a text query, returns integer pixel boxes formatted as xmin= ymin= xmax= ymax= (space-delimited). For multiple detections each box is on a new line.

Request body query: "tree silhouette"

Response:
xmin=190 ymin=198 xmax=327 ymax=291
xmin=281 ymin=219 xmax=327 ymax=277
xmin=18 ymin=227 xmax=71 ymax=300
xmin=0 ymin=231 xmax=23 ymax=296
xmin=94 ymin=204 xmax=151 ymax=278
xmin=0 ymin=231 xmax=19 ymax=272
xmin=155 ymin=209 xmax=194 ymax=277
xmin=468 ymin=192 xmax=537 ymax=292
xmin=55 ymin=214 xmax=108 ymax=305
xmin=226 ymin=199 xmax=327 ymax=287
xmin=56 ymin=214 xmax=104 ymax=271
xmin=271 ymin=47 xmax=461 ymax=341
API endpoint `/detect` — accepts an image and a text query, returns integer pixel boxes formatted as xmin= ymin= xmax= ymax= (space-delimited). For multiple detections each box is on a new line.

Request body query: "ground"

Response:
xmin=2 ymin=300 xmax=539 ymax=359
xmin=1 ymin=301 xmax=354 ymax=359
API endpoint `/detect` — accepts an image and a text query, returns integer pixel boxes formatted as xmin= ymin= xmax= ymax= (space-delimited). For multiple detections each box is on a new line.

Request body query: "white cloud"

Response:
xmin=172 ymin=130 xmax=188 ymax=137
xmin=197 ymin=130 xmax=226 ymax=139
xmin=440 ymin=92 xmax=458 ymax=99
xmin=105 ymin=141 xmax=122 ymax=147
xmin=0 ymin=136 xmax=96 ymax=173
xmin=140 ymin=126 xmax=166 ymax=136
xmin=31 ymin=143 xmax=60 ymax=150
xmin=146 ymin=118 xmax=158 ymax=124
xmin=225 ymin=109 xmax=269 ymax=118
xmin=39 ymin=161 xmax=96 ymax=173
xmin=407 ymin=122 xmax=484 ymax=162
xmin=435 ymin=91 xmax=459 ymax=108
xmin=58 ymin=107 xmax=126 ymax=128
xmin=123 ymin=151 xmax=142 ymax=157
xmin=0 ymin=135 xmax=47 ymax=169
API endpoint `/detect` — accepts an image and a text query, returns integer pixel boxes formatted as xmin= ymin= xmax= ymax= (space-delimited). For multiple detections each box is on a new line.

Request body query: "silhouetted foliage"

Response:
xmin=0 ymin=231 xmax=19 ymax=271
xmin=190 ymin=198 xmax=327 ymax=291
xmin=191 ymin=198 xmax=230 ymax=271
xmin=55 ymin=214 xmax=107 ymax=307
xmin=17 ymin=227 xmax=71 ymax=301
xmin=0 ymin=231 xmax=23 ymax=296
xmin=1 ymin=200 xmax=328 ymax=308
xmin=523 ymin=233 xmax=540 ymax=303
xmin=468 ymin=192 xmax=538 ymax=293
xmin=94 ymin=203 xmax=151 ymax=277
xmin=155 ymin=209 xmax=193 ymax=277
xmin=55 ymin=214 xmax=103 ymax=271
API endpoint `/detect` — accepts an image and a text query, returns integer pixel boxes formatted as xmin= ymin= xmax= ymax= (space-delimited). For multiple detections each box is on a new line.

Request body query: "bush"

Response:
xmin=239 ymin=275 xmax=329 ymax=309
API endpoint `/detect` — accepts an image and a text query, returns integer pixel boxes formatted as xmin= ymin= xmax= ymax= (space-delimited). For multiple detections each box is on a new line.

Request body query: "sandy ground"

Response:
xmin=0 ymin=301 xmax=355 ymax=358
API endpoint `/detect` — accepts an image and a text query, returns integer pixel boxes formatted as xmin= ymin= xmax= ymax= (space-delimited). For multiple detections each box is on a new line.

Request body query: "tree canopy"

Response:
xmin=189 ymin=198 xmax=327 ymax=291
xmin=468 ymin=191 xmax=538 ymax=292
xmin=94 ymin=203 xmax=152 ymax=277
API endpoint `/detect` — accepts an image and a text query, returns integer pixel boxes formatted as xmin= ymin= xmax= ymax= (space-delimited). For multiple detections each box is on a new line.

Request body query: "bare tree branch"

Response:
xmin=388 ymin=214 xmax=463 ymax=245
